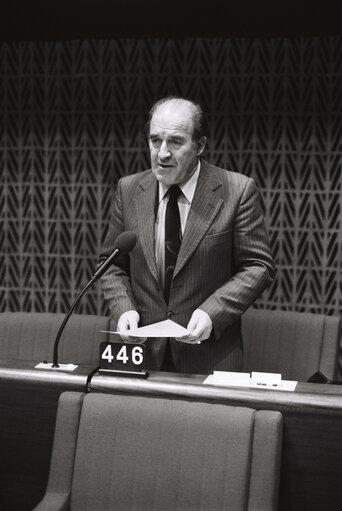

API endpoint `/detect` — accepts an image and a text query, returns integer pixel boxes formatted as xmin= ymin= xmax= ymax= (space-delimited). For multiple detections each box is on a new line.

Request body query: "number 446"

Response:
xmin=101 ymin=345 xmax=144 ymax=366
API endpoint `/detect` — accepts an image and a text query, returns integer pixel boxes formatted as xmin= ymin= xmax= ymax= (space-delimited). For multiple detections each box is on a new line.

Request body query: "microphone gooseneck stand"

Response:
xmin=52 ymin=277 xmax=95 ymax=367
xmin=51 ymin=230 xmax=137 ymax=368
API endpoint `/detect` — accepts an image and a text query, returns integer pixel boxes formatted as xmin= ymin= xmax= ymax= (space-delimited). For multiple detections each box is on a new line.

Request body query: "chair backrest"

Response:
xmin=242 ymin=308 xmax=341 ymax=381
xmin=0 ymin=312 xmax=110 ymax=365
xmin=35 ymin=391 xmax=283 ymax=511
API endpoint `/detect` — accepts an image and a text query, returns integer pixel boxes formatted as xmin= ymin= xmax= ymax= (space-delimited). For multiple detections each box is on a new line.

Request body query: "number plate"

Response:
xmin=99 ymin=342 xmax=147 ymax=372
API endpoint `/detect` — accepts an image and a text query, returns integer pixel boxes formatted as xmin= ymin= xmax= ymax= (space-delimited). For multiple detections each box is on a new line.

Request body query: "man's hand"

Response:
xmin=176 ymin=309 xmax=213 ymax=344
xmin=117 ymin=310 xmax=146 ymax=343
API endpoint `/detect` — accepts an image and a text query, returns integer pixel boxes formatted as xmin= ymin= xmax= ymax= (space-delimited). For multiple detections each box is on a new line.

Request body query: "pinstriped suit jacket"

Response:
xmin=100 ymin=160 xmax=275 ymax=374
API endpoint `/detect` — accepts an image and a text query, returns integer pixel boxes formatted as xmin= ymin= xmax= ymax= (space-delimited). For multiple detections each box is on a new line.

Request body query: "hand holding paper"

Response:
xmin=176 ymin=309 xmax=213 ymax=344
xmin=117 ymin=310 xmax=147 ymax=343
xmin=105 ymin=314 xmax=212 ymax=344
xmin=104 ymin=319 xmax=190 ymax=339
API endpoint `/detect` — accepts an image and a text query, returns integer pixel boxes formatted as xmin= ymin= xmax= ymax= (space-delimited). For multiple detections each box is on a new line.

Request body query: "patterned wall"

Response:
xmin=0 ymin=37 xmax=341 ymax=316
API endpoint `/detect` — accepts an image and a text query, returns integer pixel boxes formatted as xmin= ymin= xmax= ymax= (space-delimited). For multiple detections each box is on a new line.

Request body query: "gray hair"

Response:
xmin=146 ymin=96 xmax=208 ymax=143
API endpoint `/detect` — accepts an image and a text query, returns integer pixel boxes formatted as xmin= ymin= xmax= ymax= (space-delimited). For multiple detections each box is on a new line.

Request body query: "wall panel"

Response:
xmin=0 ymin=37 xmax=341 ymax=316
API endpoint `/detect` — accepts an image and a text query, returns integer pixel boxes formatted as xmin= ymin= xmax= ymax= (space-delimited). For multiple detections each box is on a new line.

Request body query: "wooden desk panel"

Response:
xmin=0 ymin=362 xmax=92 ymax=511
xmin=1 ymin=364 xmax=342 ymax=511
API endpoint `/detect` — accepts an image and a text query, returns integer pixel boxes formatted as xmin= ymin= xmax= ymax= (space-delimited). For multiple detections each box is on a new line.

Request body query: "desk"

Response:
xmin=1 ymin=365 xmax=342 ymax=511
xmin=0 ymin=361 xmax=94 ymax=511
xmin=91 ymin=371 xmax=342 ymax=511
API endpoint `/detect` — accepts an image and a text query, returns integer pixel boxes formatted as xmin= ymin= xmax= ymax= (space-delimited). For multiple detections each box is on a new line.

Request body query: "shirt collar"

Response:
xmin=158 ymin=160 xmax=201 ymax=204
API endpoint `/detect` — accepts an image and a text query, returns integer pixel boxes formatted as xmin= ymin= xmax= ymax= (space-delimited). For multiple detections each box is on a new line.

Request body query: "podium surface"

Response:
xmin=91 ymin=370 xmax=342 ymax=511
xmin=1 ymin=362 xmax=342 ymax=510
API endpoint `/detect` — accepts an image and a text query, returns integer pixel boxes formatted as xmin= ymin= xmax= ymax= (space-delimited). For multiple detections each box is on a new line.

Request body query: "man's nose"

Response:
xmin=158 ymin=141 xmax=171 ymax=159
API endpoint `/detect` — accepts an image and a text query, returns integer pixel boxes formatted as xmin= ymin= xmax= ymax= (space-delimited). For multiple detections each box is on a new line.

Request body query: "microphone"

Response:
xmin=49 ymin=231 xmax=137 ymax=368
xmin=94 ymin=231 xmax=137 ymax=281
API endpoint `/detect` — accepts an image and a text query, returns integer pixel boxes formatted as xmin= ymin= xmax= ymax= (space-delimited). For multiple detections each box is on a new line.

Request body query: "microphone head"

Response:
xmin=114 ymin=231 xmax=137 ymax=255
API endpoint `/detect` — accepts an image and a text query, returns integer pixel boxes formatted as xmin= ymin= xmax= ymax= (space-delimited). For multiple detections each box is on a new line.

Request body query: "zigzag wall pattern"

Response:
xmin=0 ymin=37 xmax=341 ymax=316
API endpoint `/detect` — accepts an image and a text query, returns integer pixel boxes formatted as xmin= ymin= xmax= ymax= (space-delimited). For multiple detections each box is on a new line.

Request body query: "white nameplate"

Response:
xmin=250 ymin=371 xmax=282 ymax=387
xmin=203 ymin=371 xmax=297 ymax=391
xmin=212 ymin=371 xmax=251 ymax=387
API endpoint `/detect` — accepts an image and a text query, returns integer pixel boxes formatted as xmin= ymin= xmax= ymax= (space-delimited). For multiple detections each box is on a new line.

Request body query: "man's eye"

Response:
xmin=151 ymin=138 xmax=162 ymax=148
xmin=170 ymin=140 xmax=182 ymax=149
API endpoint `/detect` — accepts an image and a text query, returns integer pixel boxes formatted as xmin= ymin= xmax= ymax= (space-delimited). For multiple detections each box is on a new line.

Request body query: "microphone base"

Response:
xmin=35 ymin=362 xmax=78 ymax=371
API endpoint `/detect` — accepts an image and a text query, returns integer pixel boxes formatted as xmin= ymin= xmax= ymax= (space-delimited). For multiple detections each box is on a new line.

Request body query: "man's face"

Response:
xmin=149 ymin=101 xmax=205 ymax=186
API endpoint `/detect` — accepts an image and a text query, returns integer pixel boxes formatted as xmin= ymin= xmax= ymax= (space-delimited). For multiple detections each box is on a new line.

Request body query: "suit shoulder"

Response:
xmin=203 ymin=161 xmax=254 ymax=188
xmin=117 ymin=169 xmax=152 ymax=188
xmin=214 ymin=166 xmax=252 ymax=184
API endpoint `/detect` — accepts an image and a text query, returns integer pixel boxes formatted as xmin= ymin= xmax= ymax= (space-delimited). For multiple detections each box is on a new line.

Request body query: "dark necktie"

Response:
xmin=164 ymin=185 xmax=182 ymax=303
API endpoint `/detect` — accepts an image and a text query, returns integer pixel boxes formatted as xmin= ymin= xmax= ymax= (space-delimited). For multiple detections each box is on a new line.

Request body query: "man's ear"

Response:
xmin=197 ymin=136 xmax=207 ymax=156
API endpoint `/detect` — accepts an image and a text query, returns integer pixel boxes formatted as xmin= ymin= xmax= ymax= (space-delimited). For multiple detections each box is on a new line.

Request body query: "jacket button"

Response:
xmin=155 ymin=284 xmax=160 ymax=291
xmin=167 ymin=311 xmax=173 ymax=319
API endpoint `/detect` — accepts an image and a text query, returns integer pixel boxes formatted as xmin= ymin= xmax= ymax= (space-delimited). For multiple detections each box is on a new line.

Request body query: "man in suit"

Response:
xmin=100 ymin=97 xmax=275 ymax=374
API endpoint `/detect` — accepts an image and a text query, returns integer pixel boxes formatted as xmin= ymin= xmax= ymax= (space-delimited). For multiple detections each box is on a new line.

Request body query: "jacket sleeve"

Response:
xmin=199 ymin=178 xmax=275 ymax=338
xmin=99 ymin=179 xmax=138 ymax=323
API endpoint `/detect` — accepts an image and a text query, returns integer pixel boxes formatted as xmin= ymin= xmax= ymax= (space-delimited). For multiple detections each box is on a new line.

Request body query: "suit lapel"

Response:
xmin=173 ymin=161 xmax=223 ymax=279
xmin=134 ymin=172 xmax=159 ymax=283
xmin=133 ymin=163 xmax=223 ymax=284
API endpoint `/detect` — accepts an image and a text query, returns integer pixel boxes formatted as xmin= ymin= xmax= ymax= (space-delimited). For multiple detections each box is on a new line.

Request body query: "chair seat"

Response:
xmin=0 ymin=312 xmax=110 ymax=365
xmin=34 ymin=391 xmax=283 ymax=511
xmin=242 ymin=308 xmax=341 ymax=381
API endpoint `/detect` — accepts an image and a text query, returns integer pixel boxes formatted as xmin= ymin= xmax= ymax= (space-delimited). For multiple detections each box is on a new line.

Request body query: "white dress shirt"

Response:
xmin=155 ymin=161 xmax=201 ymax=288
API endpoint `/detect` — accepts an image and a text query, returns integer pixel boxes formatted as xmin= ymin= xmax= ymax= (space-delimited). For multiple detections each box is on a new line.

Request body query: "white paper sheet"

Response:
xmin=102 ymin=319 xmax=190 ymax=338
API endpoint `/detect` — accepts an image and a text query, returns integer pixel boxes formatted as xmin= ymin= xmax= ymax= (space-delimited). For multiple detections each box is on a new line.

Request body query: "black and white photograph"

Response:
xmin=0 ymin=1 xmax=341 ymax=509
